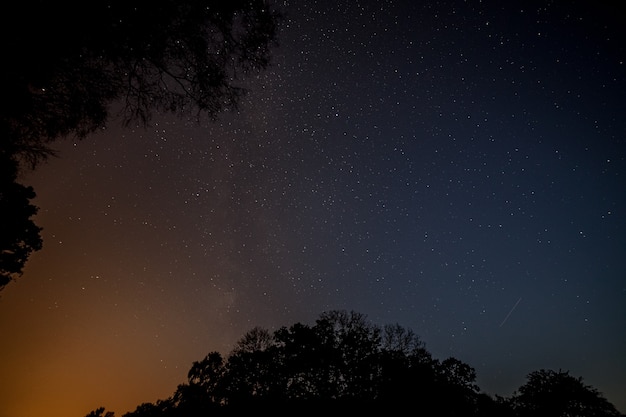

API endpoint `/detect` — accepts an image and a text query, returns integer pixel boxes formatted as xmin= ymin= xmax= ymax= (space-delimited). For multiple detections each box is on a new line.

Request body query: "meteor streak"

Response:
xmin=499 ymin=297 xmax=522 ymax=327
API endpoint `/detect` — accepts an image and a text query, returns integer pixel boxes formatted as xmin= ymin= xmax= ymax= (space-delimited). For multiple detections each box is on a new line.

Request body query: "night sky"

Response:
xmin=1 ymin=1 xmax=625 ymax=416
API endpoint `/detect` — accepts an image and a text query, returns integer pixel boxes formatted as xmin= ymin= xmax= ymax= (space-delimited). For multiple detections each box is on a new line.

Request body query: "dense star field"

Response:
xmin=1 ymin=1 xmax=624 ymax=416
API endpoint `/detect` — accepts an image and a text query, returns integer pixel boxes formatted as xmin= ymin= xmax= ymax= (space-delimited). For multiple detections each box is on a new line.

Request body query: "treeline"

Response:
xmin=88 ymin=310 xmax=622 ymax=417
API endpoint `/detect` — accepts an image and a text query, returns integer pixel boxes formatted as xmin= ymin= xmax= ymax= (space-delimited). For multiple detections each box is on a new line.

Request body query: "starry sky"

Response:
xmin=1 ymin=1 xmax=625 ymax=416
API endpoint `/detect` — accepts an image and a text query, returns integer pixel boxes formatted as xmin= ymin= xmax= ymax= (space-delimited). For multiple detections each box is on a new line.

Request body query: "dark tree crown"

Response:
xmin=92 ymin=310 xmax=623 ymax=417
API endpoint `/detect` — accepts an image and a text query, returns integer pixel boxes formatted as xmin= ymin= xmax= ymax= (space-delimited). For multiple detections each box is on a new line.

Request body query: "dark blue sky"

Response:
xmin=1 ymin=1 xmax=624 ymax=416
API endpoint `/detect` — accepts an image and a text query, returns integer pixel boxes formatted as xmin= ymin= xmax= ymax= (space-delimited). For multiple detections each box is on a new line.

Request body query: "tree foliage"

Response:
xmin=88 ymin=311 xmax=623 ymax=417
xmin=82 ymin=310 xmax=618 ymax=417
xmin=510 ymin=369 xmax=621 ymax=417
xmin=85 ymin=407 xmax=115 ymax=417
xmin=0 ymin=156 xmax=42 ymax=291
xmin=2 ymin=0 xmax=280 ymax=168
xmin=0 ymin=0 xmax=281 ymax=288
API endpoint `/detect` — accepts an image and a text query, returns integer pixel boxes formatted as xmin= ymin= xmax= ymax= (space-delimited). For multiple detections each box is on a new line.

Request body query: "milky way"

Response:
xmin=1 ymin=1 xmax=624 ymax=416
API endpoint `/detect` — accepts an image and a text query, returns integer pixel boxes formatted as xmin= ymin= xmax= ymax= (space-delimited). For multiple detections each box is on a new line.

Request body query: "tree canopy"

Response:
xmin=510 ymin=369 xmax=622 ymax=417
xmin=87 ymin=310 xmax=623 ymax=417
xmin=0 ymin=0 xmax=281 ymax=290
xmin=2 ymin=0 xmax=280 ymax=167
xmin=0 ymin=156 xmax=42 ymax=289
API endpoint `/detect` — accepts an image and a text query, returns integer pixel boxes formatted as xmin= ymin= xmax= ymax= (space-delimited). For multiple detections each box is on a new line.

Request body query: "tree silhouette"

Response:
xmin=2 ymin=0 xmax=280 ymax=167
xmin=432 ymin=357 xmax=481 ymax=416
xmin=222 ymin=326 xmax=279 ymax=405
xmin=0 ymin=155 xmax=42 ymax=291
xmin=85 ymin=407 xmax=115 ymax=417
xmin=170 ymin=352 xmax=226 ymax=415
xmin=510 ymin=369 xmax=621 ymax=417
xmin=113 ymin=310 xmax=490 ymax=416
xmin=0 ymin=0 xmax=281 ymax=288
xmin=87 ymin=311 xmax=623 ymax=417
